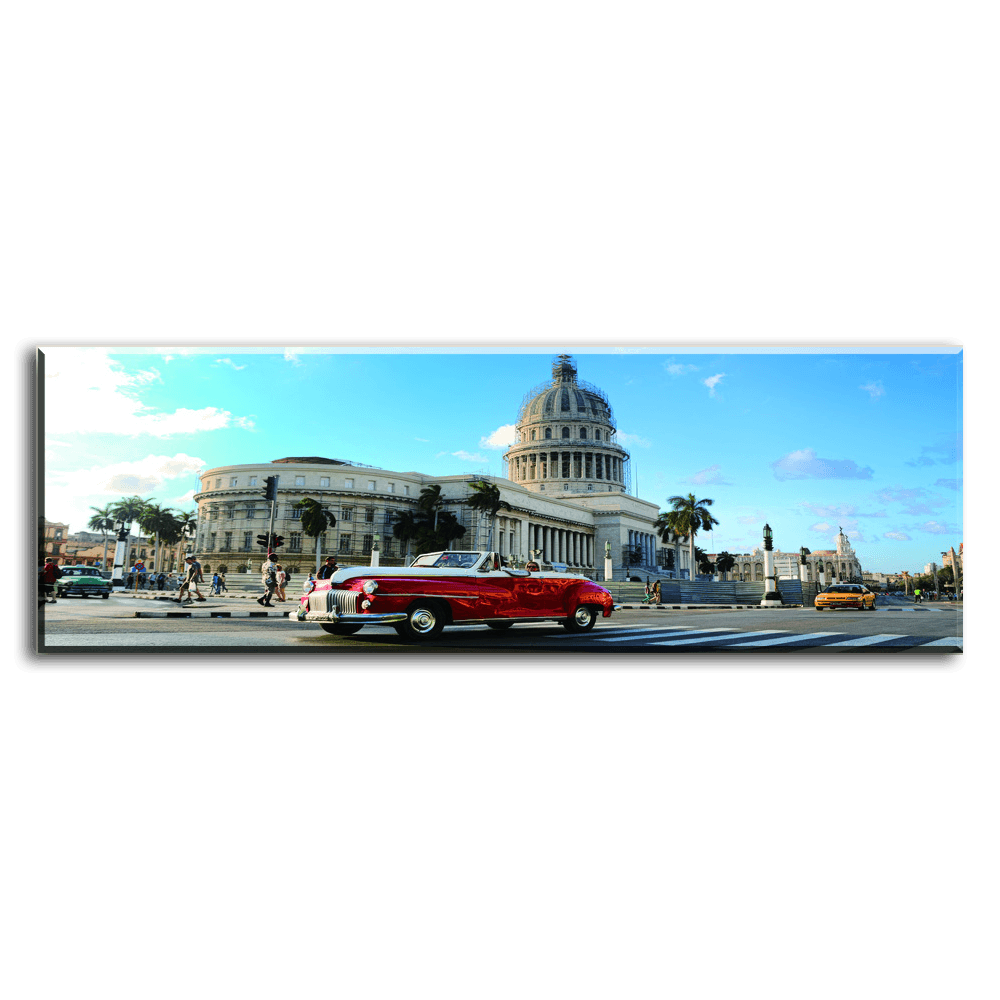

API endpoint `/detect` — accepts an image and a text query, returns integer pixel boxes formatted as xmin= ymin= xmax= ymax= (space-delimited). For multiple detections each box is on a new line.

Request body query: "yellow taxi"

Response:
xmin=815 ymin=583 xmax=877 ymax=611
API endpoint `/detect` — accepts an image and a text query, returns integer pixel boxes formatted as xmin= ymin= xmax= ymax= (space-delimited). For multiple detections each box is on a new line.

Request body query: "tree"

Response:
xmin=694 ymin=546 xmax=715 ymax=577
xmin=657 ymin=494 xmax=720 ymax=581
xmin=392 ymin=510 xmax=422 ymax=564
xmin=715 ymin=551 xmax=737 ymax=580
xmin=293 ymin=498 xmax=338 ymax=572
xmin=417 ymin=484 xmax=444 ymax=532
xmin=87 ymin=504 xmax=116 ymax=571
xmin=621 ymin=543 xmax=643 ymax=579
xmin=465 ymin=479 xmax=512 ymax=551
xmin=110 ymin=496 xmax=153 ymax=572
xmin=138 ymin=503 xmax=181 ymax=574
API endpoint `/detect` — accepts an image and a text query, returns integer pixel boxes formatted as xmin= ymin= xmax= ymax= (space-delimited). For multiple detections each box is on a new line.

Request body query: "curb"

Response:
xmin=133 ymin=610 xmax=291 ymax=618
xmin=616 ymin=604 xmax=804 ymax=611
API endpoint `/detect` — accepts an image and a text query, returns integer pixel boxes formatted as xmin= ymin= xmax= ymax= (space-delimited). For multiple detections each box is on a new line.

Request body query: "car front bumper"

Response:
xmin=290 ymin=609 xmax=409 ymax=626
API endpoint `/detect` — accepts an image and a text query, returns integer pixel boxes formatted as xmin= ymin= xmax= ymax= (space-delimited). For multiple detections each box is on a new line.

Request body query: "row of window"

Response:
xmin=202 ymin=531 xmax=392 ymax=556
xmin=524 ymin=427 xmax=606 ymax=442
xmin=201 ymin=505 xmax=402 ymax=522
xmin=205 ymin=474 xmax=411 ymax=495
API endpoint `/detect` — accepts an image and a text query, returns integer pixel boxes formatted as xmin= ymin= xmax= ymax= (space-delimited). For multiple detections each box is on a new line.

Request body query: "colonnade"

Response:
xmin=492 ymin=519 xmax=596 ymax=567
xmin=508 ymin=450 xmax=625 ymax=487
xmin=628 ymin=529 xmax=659 ymax=567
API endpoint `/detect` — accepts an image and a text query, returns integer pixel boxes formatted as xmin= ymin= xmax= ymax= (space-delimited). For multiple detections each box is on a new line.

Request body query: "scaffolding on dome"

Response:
xmin=516 ymin=376 xmax=617 ymax=428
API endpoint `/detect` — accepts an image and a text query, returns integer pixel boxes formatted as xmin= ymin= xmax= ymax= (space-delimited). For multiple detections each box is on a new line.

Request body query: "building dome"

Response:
xmin=503 ymin=354 xmax=630 ymax=494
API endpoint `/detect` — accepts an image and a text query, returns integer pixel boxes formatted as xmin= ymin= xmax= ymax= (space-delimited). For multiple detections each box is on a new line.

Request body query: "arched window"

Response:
xmin=595 ymin=429 xmax=601 ymax=440
xmin=530 ymin=429 xmax=536 ymax=441
xmin=561 ymin=427 xmax=570 ymax=439
xmin=580 ymin=427 xmax=587 ymax=439
xmin=544 ymin=428 xmax=552 ymax=439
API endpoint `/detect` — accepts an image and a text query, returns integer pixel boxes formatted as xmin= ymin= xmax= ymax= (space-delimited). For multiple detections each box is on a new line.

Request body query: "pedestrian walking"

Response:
xmin=157 ymin=572 xmax=166 ymax=590
xmin=177 ymin=556 xmax=206 ymax=604
xmin=280 ymin=566 xmax=291 ymax=601
xmin=219 ymin=572 xmax=227 ymax=593
xmin=211 ymin=572 xmax=221 ymax=595
xmin=652 ymin=580 xmax=661 ymax=604
xmin=317 ymin=556 xmax=339 ymax=579
xmin=40 ymin=558 xmax=63 ymax=604
xmin=258 ymin=555 xmax=279 ymax=607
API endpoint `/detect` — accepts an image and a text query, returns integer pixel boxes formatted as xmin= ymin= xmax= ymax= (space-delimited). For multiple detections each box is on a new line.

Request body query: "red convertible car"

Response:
xmin=291 ymin=550 xmax=615 ymax=641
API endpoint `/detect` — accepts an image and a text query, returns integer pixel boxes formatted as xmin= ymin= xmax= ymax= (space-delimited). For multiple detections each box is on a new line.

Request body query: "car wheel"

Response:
xmin=320 ymin=623 xmax=364 ymax=636
xmin=815 ymin=606 xmax=824 ymax=611
xmin=563 ymin=605 xmax=597 ymax=632
xmin=102 ymin=593 xmax=109 ymax=599
xmin=394 ymin=603 xmax=446 ymax=641
xmin=486 ymin=621 xmax=514 ymax=630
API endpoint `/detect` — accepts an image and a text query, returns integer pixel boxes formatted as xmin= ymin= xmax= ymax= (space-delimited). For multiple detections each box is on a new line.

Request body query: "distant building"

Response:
xmin=709 ymin=528 xmax=864 ymax=583
xmin=42 ymin=520 xmax=69 ymax=564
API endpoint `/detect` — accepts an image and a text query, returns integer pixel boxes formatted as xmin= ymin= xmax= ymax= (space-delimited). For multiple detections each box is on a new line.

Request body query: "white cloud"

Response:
xmin=772 ymin=448 xmax=874 ymax=481
xmin=43 ymin=348 xmax=254 ymax=437
xmin=213 ymin=358 xmax=247 ymax=371
xmin=480 ymin=424 xmax=517 ymax=449
xmin=450 ymin=451 xmax=489 ymax=463
xmin=703 ymin=373 xmax=726 ymax=396
xmin=615 ymin=430 xmax=651 ymax=448
xmin=44 ymin=453 xmax=205 ymax=533
xmin=884 ymin=531 xmax=911 ymax=541
xmin=914 ymin=520 xmax=955 ymax=535
xmin=860 ymin=381 xmax=885 ymax=400
xmin=664 ymin=361 xmax=698 ymax=376
xmin=688 ymin=464 xmax=734 ymax=485
xmin=284 ymin=349 xmax=303 ymax=366
xmin=414 ymin=437 xmax=429 ymax=443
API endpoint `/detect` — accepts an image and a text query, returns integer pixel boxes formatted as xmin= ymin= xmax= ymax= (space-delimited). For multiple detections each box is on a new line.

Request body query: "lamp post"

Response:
xmin=604 ymin=540 xmax=613 ymax=582
xmin=760 ymin=523 xmax=783 ymax=607
xmin=370 ymin=533 xmax=380 ymax=568
xmin=111 ymin=519 xmax=131 ymax=589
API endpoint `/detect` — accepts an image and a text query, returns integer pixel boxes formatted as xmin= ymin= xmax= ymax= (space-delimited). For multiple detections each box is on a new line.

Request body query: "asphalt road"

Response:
xmin=35 ymin=593 xmax=963 ymax=656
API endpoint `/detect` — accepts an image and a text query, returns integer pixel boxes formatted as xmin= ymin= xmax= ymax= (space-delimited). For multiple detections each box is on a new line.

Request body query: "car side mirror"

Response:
xmin=502 ymin=568 xmax=530 ymax=578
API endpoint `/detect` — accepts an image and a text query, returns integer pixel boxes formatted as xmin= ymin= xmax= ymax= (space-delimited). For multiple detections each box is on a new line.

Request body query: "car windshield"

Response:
xmin=64 ymin=568 xmax=95 ymax=576
xmin=410 ymin=552 xmax=483 ymax=569
xmin=825 ymin=585 xmax=860 ymax=593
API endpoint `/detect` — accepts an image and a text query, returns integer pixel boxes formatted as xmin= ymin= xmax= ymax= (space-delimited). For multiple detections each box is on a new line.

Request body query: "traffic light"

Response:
xmin=256 ymin=534 xmax=270 ymax=548
xmin=262 ymin=476 xmax=278 ymax=502
xmin=272 ymin=534 xmax=285 ymax=549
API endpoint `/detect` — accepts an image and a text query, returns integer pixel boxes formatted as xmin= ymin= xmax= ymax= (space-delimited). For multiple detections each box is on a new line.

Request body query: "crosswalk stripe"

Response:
xmin=822 ymin=634 xmax=909 ymax=647
xmin=595 ymin=627 xmax=735 ymax=645
xmin=548 ymin=626 xmax=704 ymax=640
xmin=649 ymin=629 xmax=793 ymax=646
xmin=599 ymin=627 xmax=739 ymax=643
xmin=916 ymin=636 xmax=963 ymax=647
xmin=727 ymin=632 xmax=843 ymax=647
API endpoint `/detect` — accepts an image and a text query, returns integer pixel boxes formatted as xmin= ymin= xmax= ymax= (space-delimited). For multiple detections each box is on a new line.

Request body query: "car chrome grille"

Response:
xmin=310 ymin=590 xmax=358 ymax=615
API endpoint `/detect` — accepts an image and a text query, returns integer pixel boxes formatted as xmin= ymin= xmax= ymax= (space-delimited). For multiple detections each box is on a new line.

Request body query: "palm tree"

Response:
xmin=293 ymin=498 xmax=337 ymax=572
xmin=465 ymin=479 xmax=512 ymax=551
xmin=417 ymin=484 xmax=444 ymax=532
xmin=715 ymin=551 xmax=737 ymax=581
xmin=87 ymin=504 xmax=116 ymax=571
xmin=138 ymin=503 xmax=181 ymax=574
xmin=110 ymin=495 xmax=153 ymax=576
xmin=658 ymin=494 xmax=720 ymax=582
xmin=392 ymin=509 xmax=422 ymax=564
xmin=694 ymin=546 xmax=715 ymax=578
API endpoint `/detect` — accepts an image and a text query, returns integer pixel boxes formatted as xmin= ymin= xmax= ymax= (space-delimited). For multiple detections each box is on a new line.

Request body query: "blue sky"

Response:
xmin=42 ymin=346 xmax=962 ymax=573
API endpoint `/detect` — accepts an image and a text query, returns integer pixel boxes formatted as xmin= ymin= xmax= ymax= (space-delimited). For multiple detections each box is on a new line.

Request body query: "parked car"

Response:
xmin=815 ymin=583 xmax=876 ymax=611
xmin=55 ymin=566 xmax=113 ymax=599
xmin=292 ymin=550 xmax=615 ymax=641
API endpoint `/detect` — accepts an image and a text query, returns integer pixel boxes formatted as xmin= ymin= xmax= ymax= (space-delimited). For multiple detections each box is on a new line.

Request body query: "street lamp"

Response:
xmin=760 ymin=523 xmax=783 ymax=607
xmin=110 ymin=518 xmax=132 ymax=588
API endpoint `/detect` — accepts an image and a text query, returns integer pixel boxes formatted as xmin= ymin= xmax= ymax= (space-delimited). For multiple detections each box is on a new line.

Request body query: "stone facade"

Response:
xmin=191 ymin=356 xmax=691 ymax=580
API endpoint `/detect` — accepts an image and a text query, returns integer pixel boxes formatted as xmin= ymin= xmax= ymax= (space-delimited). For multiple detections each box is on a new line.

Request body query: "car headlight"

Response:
xmin=362 ymin=580 xmax=378 ymax=595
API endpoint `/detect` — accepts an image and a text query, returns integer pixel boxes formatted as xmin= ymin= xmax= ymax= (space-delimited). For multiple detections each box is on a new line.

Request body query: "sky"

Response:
xmin=40 ymin=345 xmax=962 ymax=574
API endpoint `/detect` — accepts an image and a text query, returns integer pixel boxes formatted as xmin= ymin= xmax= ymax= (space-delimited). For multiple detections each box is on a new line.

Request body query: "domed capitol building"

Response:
xmin=191 ymin=355 xmax=692 ymax=579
